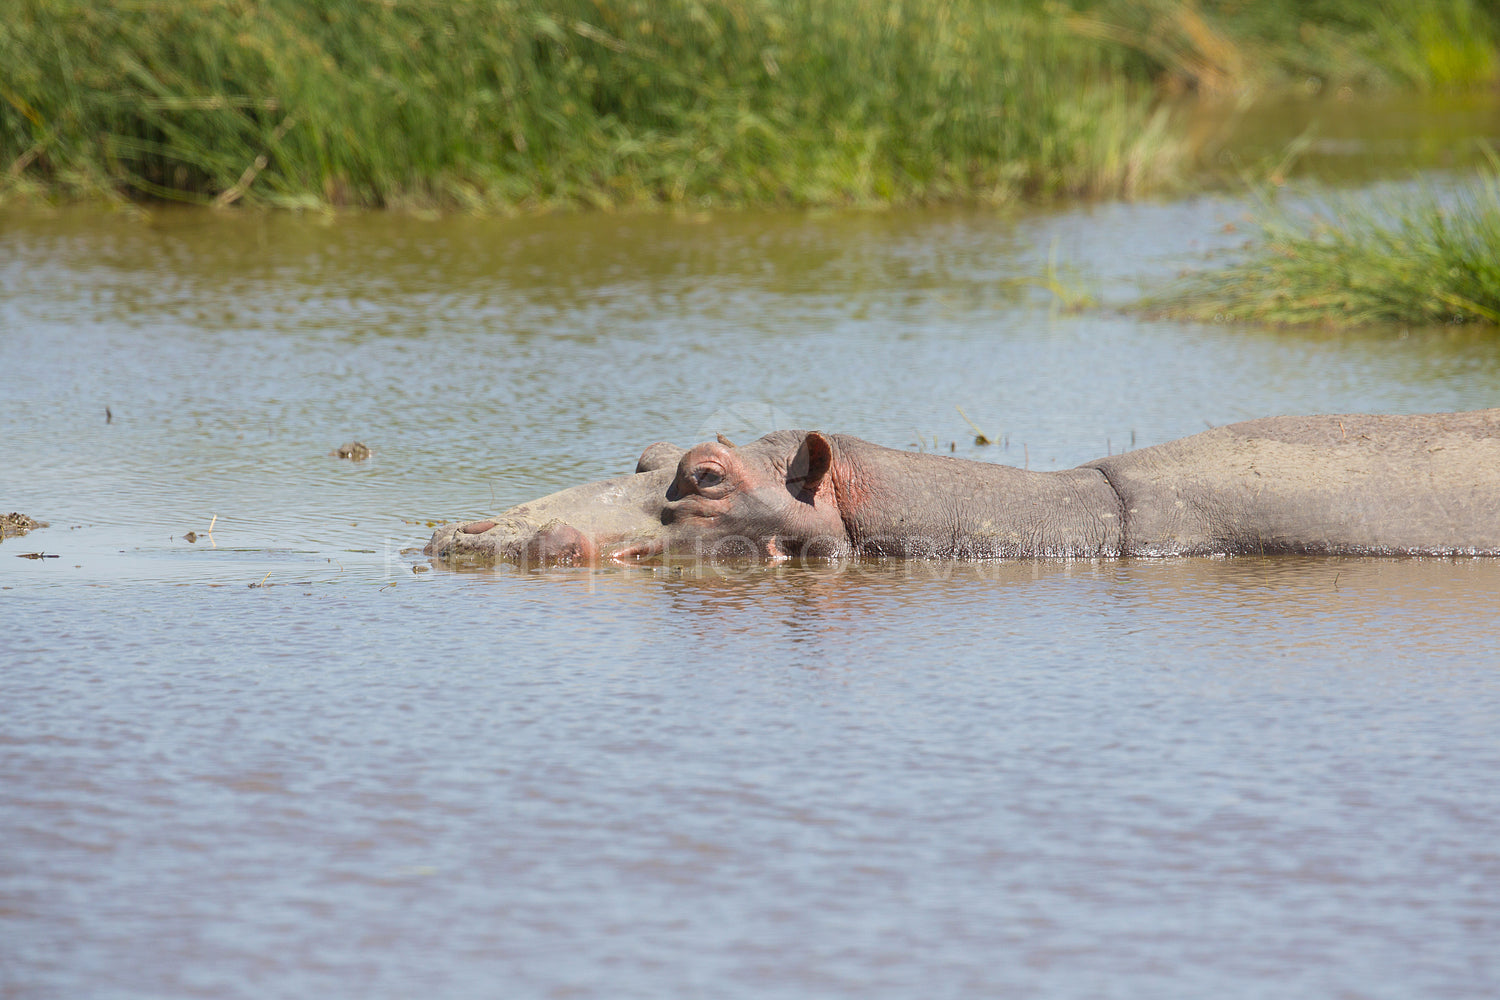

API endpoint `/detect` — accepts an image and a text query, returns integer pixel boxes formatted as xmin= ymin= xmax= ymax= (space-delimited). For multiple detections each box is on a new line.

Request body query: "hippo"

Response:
xmin=425 ymin=409 xmax=1500 ymax=566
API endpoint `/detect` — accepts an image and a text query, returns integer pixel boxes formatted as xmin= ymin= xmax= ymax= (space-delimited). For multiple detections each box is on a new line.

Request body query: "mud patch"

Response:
xmin=330 ymin=441 xmax=373 ymax=461
xmin=1 ymin=512 xmax=48 ymax=540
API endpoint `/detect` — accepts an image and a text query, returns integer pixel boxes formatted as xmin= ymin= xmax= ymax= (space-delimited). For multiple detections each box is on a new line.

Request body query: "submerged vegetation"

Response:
xmin=1159 ymin=165 xmax=1500 ymax=328
xmin=2 ymin=0 xmax=1498 ymax=211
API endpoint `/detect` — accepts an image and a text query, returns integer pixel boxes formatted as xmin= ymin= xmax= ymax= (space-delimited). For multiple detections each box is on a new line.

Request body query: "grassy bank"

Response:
xmin=0 ymin=0 xmax=1179 ymax=210
xmin=1158 ymin=168 xmax=1500 ymax=328
xmin=2 ymin=1 xmax=1498 ymax=211
xmin=1067 ymin=0 xmax=1498 ymax=97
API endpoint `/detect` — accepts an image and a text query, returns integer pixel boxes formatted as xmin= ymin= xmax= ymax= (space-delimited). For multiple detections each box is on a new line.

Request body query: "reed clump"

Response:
xmin=0 ymin=0 xmax=1179 ymax=210
xmin=1159 ymin=167 xmax=1500 ymax=328
xmin=1066 ymin=0 xmax=1498 ymax=96
xmin=2 ymin=0 xmax=1497 ymax=212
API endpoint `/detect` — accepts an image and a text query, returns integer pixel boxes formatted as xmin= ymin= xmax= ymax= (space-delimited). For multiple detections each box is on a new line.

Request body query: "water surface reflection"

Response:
xmin=4 ymin=142 xmax=1500 ymax=998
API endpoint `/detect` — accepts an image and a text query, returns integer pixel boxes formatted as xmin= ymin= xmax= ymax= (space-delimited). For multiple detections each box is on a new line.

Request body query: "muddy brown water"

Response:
xmin=4 ymin=103 xmax=1500 ymax=998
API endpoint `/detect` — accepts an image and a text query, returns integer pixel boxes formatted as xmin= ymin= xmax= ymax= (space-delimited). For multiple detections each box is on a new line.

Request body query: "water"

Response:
xmin=1184 ymin=89 xmax=1500 ymax=183
xmin=5 ymin=144 xmax=1500 ymax=997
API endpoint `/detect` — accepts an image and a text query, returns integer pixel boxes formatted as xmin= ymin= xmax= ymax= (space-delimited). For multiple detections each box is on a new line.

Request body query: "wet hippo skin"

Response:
xmin=427 ymin=410 xmax=1500 ymax=565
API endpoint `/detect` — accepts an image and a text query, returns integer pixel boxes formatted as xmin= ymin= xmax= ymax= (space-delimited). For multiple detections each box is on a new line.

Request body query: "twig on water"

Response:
xmin=213 ymin=114 xmax=296 ymax=208
xmin=955 ymin=406 xmax=995 ymax=446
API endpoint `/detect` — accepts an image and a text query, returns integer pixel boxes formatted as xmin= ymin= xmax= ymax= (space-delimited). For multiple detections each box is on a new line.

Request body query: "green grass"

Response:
xmin=1066 ymin=0 xmax=1499 ymax=96
xmin=1157 ymin=166 xmax=1500 ymax=328
xmin=0 ymin=0 xmax=1182 ymax=210
xmin=2 ymin=1 xmax=1497 ymax=212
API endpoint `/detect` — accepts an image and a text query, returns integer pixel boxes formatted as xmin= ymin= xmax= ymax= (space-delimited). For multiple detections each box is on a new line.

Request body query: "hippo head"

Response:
xmin=426 ymin=430 xmax=852 ymax=566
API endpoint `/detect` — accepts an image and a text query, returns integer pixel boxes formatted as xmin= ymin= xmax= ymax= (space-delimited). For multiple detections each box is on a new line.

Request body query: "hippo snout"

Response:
xmin=426 ymin=516 xmax=600 ymax=566
xmin=426 ymin=466 xmax=678 ymax=567
xmin=520 ymin=521 xmax=597 ymax=565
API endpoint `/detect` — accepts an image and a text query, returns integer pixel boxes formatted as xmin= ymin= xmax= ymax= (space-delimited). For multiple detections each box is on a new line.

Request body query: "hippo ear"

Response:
xmin=636 ymin=442 xmax=686 ymax=474
xmin=786 ymin=431 xmax=834 ymax=499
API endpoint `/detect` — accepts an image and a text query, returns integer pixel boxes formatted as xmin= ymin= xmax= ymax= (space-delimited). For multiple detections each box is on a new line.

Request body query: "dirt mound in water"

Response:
xmin=1 ymin=512 xmax=47 ymax=540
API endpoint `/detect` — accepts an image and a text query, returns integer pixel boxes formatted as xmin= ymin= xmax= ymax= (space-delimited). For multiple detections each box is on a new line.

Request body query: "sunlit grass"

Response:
xmin=2 ymin=0 xmax=1496 ymax=212
xmin=0 ymin=0 xmax=1183 ymax=211
xmin=1158 ymin=165 xmax=1500 ymax=328
xmin=1068 ymin=0 xmax=1500 ymax=96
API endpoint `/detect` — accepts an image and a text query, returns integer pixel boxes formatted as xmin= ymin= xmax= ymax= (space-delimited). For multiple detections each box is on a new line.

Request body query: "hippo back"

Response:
xmin=1088 ymin=410 xmax=1500 ymax=557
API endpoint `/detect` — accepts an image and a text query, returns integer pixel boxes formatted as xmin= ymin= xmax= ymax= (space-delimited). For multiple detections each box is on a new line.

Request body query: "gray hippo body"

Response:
xmin=426 ymin=409 xmax=1500 ymax=565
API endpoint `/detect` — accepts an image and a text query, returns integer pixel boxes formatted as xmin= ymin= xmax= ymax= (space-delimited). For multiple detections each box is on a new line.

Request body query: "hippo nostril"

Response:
xmin=610 ymin=539 xmax=665 ymax=562
xmin=521 ymin=522 xmax=597 ymax=566
xmin=460 ymin=520 xmax=497 ymax=534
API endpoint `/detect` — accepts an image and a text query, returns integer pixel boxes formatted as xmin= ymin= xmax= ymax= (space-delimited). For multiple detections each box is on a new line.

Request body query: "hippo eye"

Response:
xmin=691 ymin=466 xmax=724 ymax=490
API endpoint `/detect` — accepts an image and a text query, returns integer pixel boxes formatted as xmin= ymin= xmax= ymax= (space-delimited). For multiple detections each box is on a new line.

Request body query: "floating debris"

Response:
xmin=331 ymin=441 xmax=373 ymax=461
xmin=16 ymin=551 xmax=59 ymax=560
xmin=180 ymin=514 xmax=217 ymax=546
xmin=955 ymin=406 xmax=996 ymax=446
xmin=1 ymin=512 xmax=47 ymax=540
